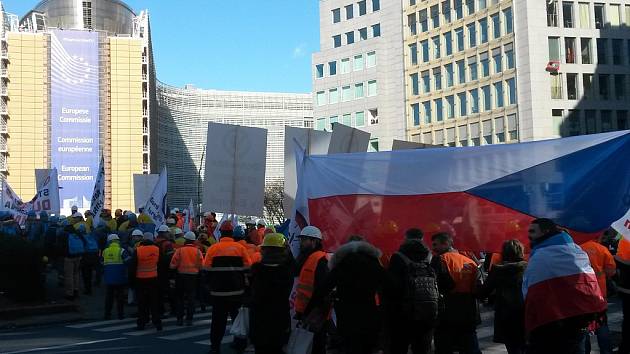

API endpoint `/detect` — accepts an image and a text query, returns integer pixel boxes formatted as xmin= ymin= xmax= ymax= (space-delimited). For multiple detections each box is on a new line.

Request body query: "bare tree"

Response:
xmin=264 ymin=181 xmax=285 ymax=225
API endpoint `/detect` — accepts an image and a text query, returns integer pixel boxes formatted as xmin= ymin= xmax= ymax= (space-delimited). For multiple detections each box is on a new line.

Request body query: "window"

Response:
xmin=342 ymin=113 xmax=352 ymax=126
xmin=332 ymin=8 xmax=341 ymax=23
xmin=446 ymin=95 xmax=455 ymax=119
xmin=434 ymin=68 xmax=442 ymax=90
xmin=581 ymin=38 xmax=592 ymax=64
xmin=408 ymin=13 xmax=417 ymax=35
xmin=468 ymin=56 xmax=478 ymax=81
xmin=367 ymin=51 xmax=377 ymax=67
xmin=82 ymin=1 xmax=92 ymax=29
xmin=420 ymin=10 xmax=428 ymax=32
xmin=583 ymin=74 xmax=594 ymax=99
xmin=354 ymin=54 xmax=364 ymax=71
xmin=459 ymin=126 xmax=469 ymax=146
xmin=615 ymin=75 xmax=625 ymax=100
xmin=342 ymin=85 xmax=352 ymax=101
xmin=316 ymin=64 xmax=324 ymax=78
xmin=507 ymin=114 xmax=517 ymax=140
xmin=431 ymin=5 xmax=440 ymax=28
xmin=597 ymin=38 xmax=608 ymax=64
xmin=567 ymin=73 xmax=578 ymax=100
xmin=411 ymin=73 xmax=419 ymax=95
xmin=447 ymin=128 xmax=456 ymax=147
xmin=446 ymin=63 xmax=454 ymax=87
xmin=627 ymin=6 xmax=630 ymax=26
xmin=482 ymin=85 xmax=491 ymax=111
xmin=585 ymin=110 xmax=597 ymax=133
xmin=330 ymin=116 xmax=338 ymax=128
xmin=358 ymin=0 xmax=367 ymax=15
xmin=372 ymin=24 xmax=381 ymax=37
xmin=432 ymin=36 xmax=441 ymax=59
xmin=369 ymin=109 xmax=378 ymax=125
xmin=599 ymin=74 xmax=610 ymax=100
xmin=316 ymin=91 xmax=327 ymax=106
xmin=409 ymin=44 xmax=418 ymax=65
xmin=341 ymin=58 xmax=351 ymax=73
xmin=579 ymin=2 xmax=591 ymax=28
xmin=483 ymin=120 xmax=493 ymax=145
xmin=423 ymin=101 xmax=433 ymax=123
xmin=455 ymin=27 xmax=465 ymax=52
xmin=346 ymin=31 xmax=355 ymax=44
xmin=372 ymin=0 xmax=380 ymax=11
xmin=458 ymin=92 xmax=468 ymax=117
xmin=548 ymin=37 xmax=561 ymax=61
xmin=444 ymin=31 xmax=453 ymax=56
xmin=507 ymin=78 xmax=516 ymax=105
xmin=435 ymin=98 xmax=444 ymax=121
xmin=443 ymin=1 xmax=452 ymax=23
xmin=355 ymin=111 xmax=365 ymax=127
xmin=551 ymin=73 xmax=563 ymax=99
xmin=481 ymin=52 xmax=490 ymax=77
xmin=333 ymin=35 xmax=342 ymax=48
xmin=601 ymin=111 xmax=613 ymax=132
xmin=479 ymin=0 xmax=487 ymax=10
xmin=316 ymin=118 xmax=326 ymax=130
xmin=505 ymin=43 xmax=515 ymax=69
xmin=594 ymin=3 xmax=604 ymax=29
xmin=565 ymin=37 xmax=576 ymax=63
xmin=618 ymin=111 xmax=629 ymax=130
xmin=547 ymin=0 xmax=559 ymax=26
xmin=494 ymin=81 xmax=504 ymax=108
xmin=611 ymin=5 xmax=623 ymax=27
xmin=412 ymin=103 xmax=420 ymax=125
xmin=562 ymin=2 xmax=574 ymax=28
xmin=467 ymin=23 xmax=477 ymax=48
xmin=552 ymin=109 xmax=564 ymax=136
xmin=466 ymin=0 xmax=475 ymax=15
xmin=504 ymin=7 xmax=513 ymax=33
xmin=470 ymin=88 xmax=480 ymax=113
xmin=492 ymin=13 xmax=501 ymax=39
xmin=329 ymin=88 xmax=339 ymax=104
xmin=329 ymin=61 xmax=337 ymax=76
xmin=367 ymin=80 xmax=378 ymax=96
xmin=355 ymin=83 xmax=365 ymax=98
xmin=471 ymin=122 xmax=481 ymax=145
xmin=566 ymin=110 xmax=581 ymax=135
xmin=455 ymin=0 xmax=463 ymax=19
xmin=613 ymin=39 xmax=622 ymax=65
xmin=457 ymin=60 xmax=466 ymax=84
xmin=346 ymin=4 xmax=354 ymax=19
xmin=492 ymin=47 xmax=502 ymax=73
xmin=479 ymin=18 xmax=488 ymax=44
xmin=359 ymin=27 xmax=368 ymax=40
xmin=422 ymin=71 xmax=431 ymax=93
xmin=495 ymin=117 xmax=506 ymax=143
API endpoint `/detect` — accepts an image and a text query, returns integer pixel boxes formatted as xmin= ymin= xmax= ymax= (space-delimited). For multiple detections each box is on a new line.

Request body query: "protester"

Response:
xmin=616 ymin=236 xmax=630 ymax=354
xmin=137 ymin=208 xmax=151 ymax=224
xmin=431 ymin=232 xmax=481 ymax=354
xmin=173 ymin=228 xmax=185 ymax=248
xmin=385 ymin=228 xmax=436 ymax=354
xmin=202 ymin=221 xmax=251 ymax=354
xmin=170 ymin=231 xmax=203 ymax=326
xmin=155 ymin=224 xmax=176 ymax=317
xmin=523 ymin=218 xmax=607 ymax=354
xmin=324 ymin=235 xmax=385 ymax=354
xmin=102 ymin=234 xmax=130 ymax=320
xmin=131 ymin=231 xmax=162 ymax=331
xmin=80 ymin=224 xmax=99 ymax=295
xmin=249 ymin=233 xmax=295 ymax=354
xmin=99 ymin=209 xmax=117 ymax=232
xmin=60 ymin=223 xmax=85 ymax=301
xmin=479 ymin=239 xmax=527 ymax=354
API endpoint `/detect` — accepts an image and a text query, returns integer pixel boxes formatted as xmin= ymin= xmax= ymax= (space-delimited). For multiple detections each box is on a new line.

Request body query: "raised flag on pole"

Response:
xmin=1 ymin=169 xmax=61 ymax=224
xmin=613 ymin=207 xmax=630 ymax=240
xmin=90 ymin=155 xmax=105 ymax=226
xmin=183 ymin=199 xmax=194 ymax=232
xmin=144 ymin=167 xmax=168 ymax=226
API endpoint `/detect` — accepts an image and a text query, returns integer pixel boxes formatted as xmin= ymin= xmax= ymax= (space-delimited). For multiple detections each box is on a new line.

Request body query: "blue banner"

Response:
xmin=50 ymin=30 xmax=100 ymax=213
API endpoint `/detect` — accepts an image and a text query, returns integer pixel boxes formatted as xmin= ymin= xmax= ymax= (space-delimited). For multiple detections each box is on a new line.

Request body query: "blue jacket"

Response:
xmin=102 ymin=240 xmax=131 ymax=285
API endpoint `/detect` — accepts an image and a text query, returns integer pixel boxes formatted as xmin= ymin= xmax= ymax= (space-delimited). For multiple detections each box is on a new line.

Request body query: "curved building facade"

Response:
xmin=28 ymin=0 xmax=135 ymax=34
xmin=155 ymin=82 xmax=313 ymax=208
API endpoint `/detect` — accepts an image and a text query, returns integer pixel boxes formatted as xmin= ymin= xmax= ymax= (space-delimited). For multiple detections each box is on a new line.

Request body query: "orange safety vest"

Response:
xmin=171 ymin=244 xmax=203 ymax=275
xmin=581 ymin=240 xmax=616 ymax=297
xmin=618 ymin=238 xmax=630 ymax=260
xmin=295 ymin=250 xmax=327 ymax=314
xmin=136 ymin=244 xmax=160 ymax=279
xmin=441 ymin=251 xmax=477 ymax=293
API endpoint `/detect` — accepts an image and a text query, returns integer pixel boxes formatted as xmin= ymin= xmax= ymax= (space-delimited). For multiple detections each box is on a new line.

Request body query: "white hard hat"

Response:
xmin=157 ymin=224 xmax=169 ymax=233
xmin=173 ymin=227 xmax=183 ymax=236
xmin=184 ymin=231 xmax=196 ymax=241
xmin=132 ymin=229 xmax=143 ymax=237
xmin=143 ymin=232 xmax=154 ymax=241
xmin=299 ymin=226 xmax=322 ymax=240
xmin=166 ymin=218 xmax=176 ymax=225
xmin=204 ymin=211 xmax=212 ymax=217
xmin=256 ymin=219 xmax=266 ymax=226
xmin=107 ymin=234 xmax=119 ymax=242
xmin=174 ymin=208 xmax=180 ymax=213
xmin=72 ymin=212 xmax=82 ymax=218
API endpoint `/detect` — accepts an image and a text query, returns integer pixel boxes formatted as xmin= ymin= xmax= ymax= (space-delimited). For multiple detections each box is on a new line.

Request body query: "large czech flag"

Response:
xmin=290 ymin=131 xmax=630 ymax=254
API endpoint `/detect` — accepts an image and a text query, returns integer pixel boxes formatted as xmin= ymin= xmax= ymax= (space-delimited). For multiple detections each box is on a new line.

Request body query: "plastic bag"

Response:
xmin=287 ymin=325 xmax=314 ymax=354
xmin=229 ymin=307 xmax=249 ymax=338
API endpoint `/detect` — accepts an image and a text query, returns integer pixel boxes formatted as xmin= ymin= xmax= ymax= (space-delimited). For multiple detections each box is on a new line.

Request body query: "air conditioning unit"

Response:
xmin=546 ymin=61 xmax=561 ymax=74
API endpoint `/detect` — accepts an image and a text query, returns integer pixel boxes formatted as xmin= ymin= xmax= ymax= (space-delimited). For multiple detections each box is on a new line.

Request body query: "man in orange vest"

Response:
xmin=202 ymin=221 xmax=251 ymax=354
xmin=615 ymin=231 xmax=630 ymax=354
xmin=170 ymin=231 xmax=203 ymax=326
xmin=132 ymin=232 xmax=162 ymax=331
xmin=431 ymin=232 xmax=481 ymax=354
xmin=295 ymin=226 xmax=330 ymax=354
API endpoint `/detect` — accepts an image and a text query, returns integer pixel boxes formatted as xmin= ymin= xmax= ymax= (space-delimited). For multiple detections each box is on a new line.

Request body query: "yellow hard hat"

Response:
xmin=262 ymin=233 xmax=286 ymax=248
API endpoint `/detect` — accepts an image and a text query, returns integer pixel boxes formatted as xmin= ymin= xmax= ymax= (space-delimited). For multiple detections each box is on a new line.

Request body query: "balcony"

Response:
xmin=1 ymin=49 xmax=7 ymax=59
xmin=0 ymin=88 xmax=7 ymax=96
xmin=142 ymin=162 xmax=149 ymax=170
xmin=0 ymin=104 xmax=7 ymax=115
xmin=142 ymin=73 xmax=147 ymax=81
xmin=142 ymin=56 xmax=148 ymax=64
xmin=0 ymin=68 xmax=7 ymax=77
xmin=142 ymin=126 xmax=148 ymax=134
xmin=142 ymin=110 xmax=148 ymax=117
xmin=0 ymin=143 xmax=7 ymax=152
xmin=142 ymin=145 xmax=148 ymax=153
xmin=0 ymin=126 xmax=8 ymax=134
xmin=142 ymin=91 xmax=148 ymax=99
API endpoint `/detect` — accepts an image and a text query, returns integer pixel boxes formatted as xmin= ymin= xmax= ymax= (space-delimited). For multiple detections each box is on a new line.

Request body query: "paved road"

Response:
xmin=0 ymin=303 xmax=623 ymax=354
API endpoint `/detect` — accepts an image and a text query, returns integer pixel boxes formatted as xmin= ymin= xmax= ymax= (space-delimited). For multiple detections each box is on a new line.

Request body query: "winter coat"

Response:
xmin=325 ymin=241 xmax=386 ymax=337
xmin=480 ymin=261 xmax=527 ymax=345
xmin=249 ymin=248 xmax=295 ymax=348
xmin=102 ymin=240 xmax=131 ymax=285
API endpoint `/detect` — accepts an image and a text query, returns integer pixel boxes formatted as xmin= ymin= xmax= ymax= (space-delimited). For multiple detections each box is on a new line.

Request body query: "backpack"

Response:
xmin=68 ymin=233 xmax=85 ymax=256
xmin=396 ymin=252 xmax=440 ymax=323
xmin=84 ymin=234 xmax=99 ymax=253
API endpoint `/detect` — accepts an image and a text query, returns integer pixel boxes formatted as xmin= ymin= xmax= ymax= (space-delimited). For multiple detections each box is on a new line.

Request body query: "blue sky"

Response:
xmin=3 ymin=0 xmax=319 ymax=93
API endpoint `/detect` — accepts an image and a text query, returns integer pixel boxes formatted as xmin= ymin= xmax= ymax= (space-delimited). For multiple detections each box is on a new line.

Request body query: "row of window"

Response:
xmin=315 ymin=51 xmax=377 ymax=78
xmin=550 ymin=36 xmax=630 ymax=67
xmin=333 ymin=24 xmax=381 ymax=48
xmin=547 ymin=1 xmax=630 ymax=29
xmin=409 ymin=43 xmax=515 ymax=90
xmin=556 ymin=109 xmax=630 ymax=136
xmin=411 ymin=114 xmax=518 ymax=147
xmin=315 ymin=109 xmax=379 ymax=131
xmin=332 ymin=0 xmax=381 ymax=24
xmin=410 ymin=78 xmax=516 ymax=126
xmin=551 ymin=72 xmax=629 ymax=101
xmin=408 ymin=0 xmax=503 ymax=25
xmin=316 ymin=80 xmax=378 ymax=106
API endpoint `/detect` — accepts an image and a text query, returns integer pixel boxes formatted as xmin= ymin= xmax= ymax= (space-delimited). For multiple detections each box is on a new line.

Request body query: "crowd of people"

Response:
xmin=3 ymin=206 xmax=629 ymax=354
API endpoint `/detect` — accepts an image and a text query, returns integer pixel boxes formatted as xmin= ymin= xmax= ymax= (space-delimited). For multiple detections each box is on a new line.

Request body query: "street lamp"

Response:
xmin=196 ymin=143 xmax=206 ymax=225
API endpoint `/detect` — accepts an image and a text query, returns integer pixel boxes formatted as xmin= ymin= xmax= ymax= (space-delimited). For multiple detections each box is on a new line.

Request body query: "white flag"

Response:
xmin=1 ymin=169 xmax=60 ymax=224
xmin=613 ymin=207 xmax=630 ymax=240
xmin=90 ymin=156 xmax=105 ymax=226
xmin=214 ymin=213 xmax=238 ymax=240
xmin=183 ymin=199 xmax=194 ymax=232
xmin=144 ymin=167 xmax=168 ymax=226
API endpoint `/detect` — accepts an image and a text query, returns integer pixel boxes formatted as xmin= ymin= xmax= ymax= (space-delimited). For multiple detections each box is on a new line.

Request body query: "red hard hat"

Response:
xmin=220 ymin=220 xmax=234 ymax=232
